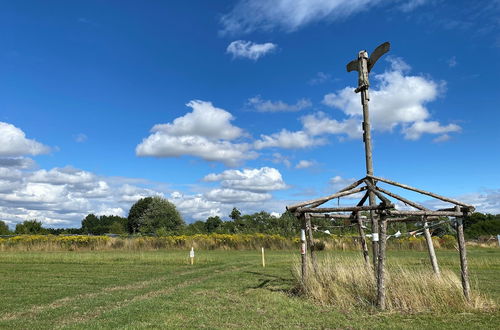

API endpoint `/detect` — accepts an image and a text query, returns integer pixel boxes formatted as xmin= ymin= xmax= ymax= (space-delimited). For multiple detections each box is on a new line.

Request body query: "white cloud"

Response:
xmin=432 ymin=134 xmax=451 ymax=143
xmin=226 ymin=40 xmax=277 ymax=60
xmin=136 ymin=100 xmax=257 ymax=166
xmin=301 ymin=112 xmax=362 ymax=139
xmin=404 ymin=121 xmax=460 ymax=140
xmin=271 ymin=153 xmax=292 ymax=168
xmin=220 ymin=0 xmax=425 ymax=35
xmin=204 ymin=188 xmax=271 ymax=203
xmin=0 ymin=122 xmax=51 ymax=157
xmin=254 ymin=129 xmax=326 ymax=149
xmin=150 ymin=100 xmax=242 ymax=140
xmin=295 ymin=160 xmax=315 ymax=169
xmin=247 ymin=95 xmax=311 ymax=112
xmin=322 ymin=57 xmax=460 ymax=139
xmin=308 ymin=72 xmax=331 ymax=85
xmin=203 ymin=167 xmax=287 ymax=192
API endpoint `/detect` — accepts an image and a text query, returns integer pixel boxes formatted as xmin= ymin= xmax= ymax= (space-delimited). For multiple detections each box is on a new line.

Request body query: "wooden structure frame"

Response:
xmin=286 ymin=42 xmax=475 ymax=310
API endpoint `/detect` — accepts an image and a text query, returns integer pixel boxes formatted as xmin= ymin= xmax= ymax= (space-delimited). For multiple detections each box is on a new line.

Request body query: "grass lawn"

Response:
xmin=0 ymin=248 xmax=498 ymax=329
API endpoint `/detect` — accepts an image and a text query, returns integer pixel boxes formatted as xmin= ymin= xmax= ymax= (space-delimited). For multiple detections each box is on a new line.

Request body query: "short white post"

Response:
xmin=261 ymin=247 xmax=265 ymax=268
xmin=189 ymin=246 xmax=195 ymax=265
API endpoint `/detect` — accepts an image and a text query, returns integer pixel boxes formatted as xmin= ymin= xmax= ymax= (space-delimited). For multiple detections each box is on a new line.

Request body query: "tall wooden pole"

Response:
xmin=455 ymin=208 xmax=471 ymax=301
xmin=355 ymin=211 xmax=370 ymax=264
xmin=376 ymin=214 xmax=388 ymax=310
xmin=357 ymin=51 xmax=379 ymax=269
xmin=422 ymin=217 xmax=440 ymax=275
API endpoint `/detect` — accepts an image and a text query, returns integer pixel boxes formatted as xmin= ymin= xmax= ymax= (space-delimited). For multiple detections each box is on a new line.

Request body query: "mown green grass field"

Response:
xmin=0 ymin=248 xmax=498 ymax=329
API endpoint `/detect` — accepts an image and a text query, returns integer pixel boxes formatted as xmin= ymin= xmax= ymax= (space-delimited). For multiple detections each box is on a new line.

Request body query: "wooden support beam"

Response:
xmin=367 ymin=175 xmax=475 ymax=210
xmin=455 ymin=207 xmax=471 ymax=301
xmin=338 ymin=177 xmax=366 ymax=193
xmin=305 ymin=213 xmax=317 ymax=272
xmin=299 ymin=204 xmax=393 ymax=213
xmin=287 ymin=186 xmax=367 ymax=211
xmin=375 ymin=186 xmax=427 ymax=211
xmin=423 ymin=218 xmax=440 ymax=275
xmin=388 ymin=210 xmax=462 ymax=217
xmin=387 ymin=216 xmax=439 ymax=222
xmin=376 ymin=214 xmax=388 ymax=310
xmin=300 ymin=214 xmax=307 ymax=284
xmin=355 ymin=211 xmax=370 ymax=264
xmin=309 ymin=213 xmax=353 ymax=219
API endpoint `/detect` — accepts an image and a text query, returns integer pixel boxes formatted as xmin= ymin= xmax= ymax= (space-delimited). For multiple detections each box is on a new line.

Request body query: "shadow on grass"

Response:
xmin=244 ymin=270 xmax=298 ymax=294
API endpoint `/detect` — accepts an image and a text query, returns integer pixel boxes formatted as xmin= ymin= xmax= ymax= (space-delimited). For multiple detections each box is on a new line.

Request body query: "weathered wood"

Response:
xmin=388 ymin=210 xmax=462 ymax=217
xmin=363 ymin=179 xmax=392 ymax=206
xmin=387 ymin=216 xmax=439 ymax=222
xmin=367 ymin=175 xmax=475 ymax=210
xmin=375 ymin=186 xmax=427 ymax=210
xmin=287 ymin=186 xmax=367 ymax=211
xmin=338 ymin=177 xmax=366 ymax=193
xmin=300 ymin=204 xmax=393 ymax=213
xmin=376 ymin=215 xmax=388 ymax=310
xmin=309 ymin=214 xmax=353 ymax=219
xmin=456 ymin=208 xmax=471 ymax=301
xmin=355 ymin=211 xmax=370 ymax=264
xmin=423 ymin=218 xmax=440 ymax=275
xmin=300 ymin=215 xmax=307 ymax=283
xmin=305 ymin=213 xmax=318 ymax=272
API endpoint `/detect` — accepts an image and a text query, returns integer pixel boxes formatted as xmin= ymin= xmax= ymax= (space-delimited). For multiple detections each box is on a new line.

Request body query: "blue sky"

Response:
xmin=1 ymin=0 xmax=499 ymax=228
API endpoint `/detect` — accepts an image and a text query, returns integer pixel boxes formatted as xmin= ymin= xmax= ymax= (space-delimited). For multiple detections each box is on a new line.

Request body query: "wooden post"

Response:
xmin=376 ymin=214 xmax=387 ymax=310
xmin=300 ymin=215 xmax=307 ymax=283
xmin=422 ymin=217 xmax=440 ymax=275
xmin=455 ymin=208 xmax=471 ymax=301
xmin=261 ymin=247 xmax=266 ymax=268
xmin=355 ymin=211 xmax=370 ymax=264
xmin=305 ymin=213 xmax=317 ymax=272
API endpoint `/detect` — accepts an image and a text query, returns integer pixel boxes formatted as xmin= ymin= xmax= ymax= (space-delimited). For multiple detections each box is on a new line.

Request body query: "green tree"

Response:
xmin=229 ymin=208 xmax=241 ymax=221
xmin=0 ymin=220 xmax=11 ymax=235
xmin=127 ymin=197 xmax=153 ymax=234
xmin=15 ymin=220 xmax=46 ymax=234
xmin=205 ymin=216 xmax=222 ymax=233
xmin=138 ymin=196 xmax=184 ymax=234
xmin=185 ymin=220 xmax=207 ymax=235
xmin=82 ymin=214 xmax=100 ymax=234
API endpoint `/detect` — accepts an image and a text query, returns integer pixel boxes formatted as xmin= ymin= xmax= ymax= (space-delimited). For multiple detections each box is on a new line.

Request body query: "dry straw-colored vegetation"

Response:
xmin=294 ymin=256 xmax=496 ymax=313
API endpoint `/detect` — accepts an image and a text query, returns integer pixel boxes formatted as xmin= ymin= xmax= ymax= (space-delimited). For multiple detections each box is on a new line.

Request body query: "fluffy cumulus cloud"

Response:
xmin=247 ymin=96 xmax=311 ymax=112
xmin=201 ymin=167 xmax=289 ymax=214
xmin=0 ymin=122 xmax=51 ymax=157
xmin=136 ymin=100 xmax=257 ymax=166
xmin=226 ymin=40 xmax=277 ymax=60
xmin=220 ymin=0 xmax=426 ymax=34
xmin=203 ymin=167 xmax=287 ymax=192
xmin=322 ymin=57 xmax=461 ymax=140
xmin=301 ymin=112 xmax=362 ymax=139
xmin=0 ymin=165 xmax=164 ymax=228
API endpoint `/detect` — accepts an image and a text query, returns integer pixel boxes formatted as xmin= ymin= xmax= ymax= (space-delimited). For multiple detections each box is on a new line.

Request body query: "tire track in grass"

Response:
xmin=56 ymin=262 xmax=250 ymax=328
xmin=0 ymin=263 xmax=224 ymax=322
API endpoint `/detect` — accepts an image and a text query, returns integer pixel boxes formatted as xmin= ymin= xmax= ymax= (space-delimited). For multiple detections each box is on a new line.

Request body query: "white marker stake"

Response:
xmin=189 ymin=246 xmax=195 ymax=265
xmin=261 ymin=247 xmax=266 ymax=268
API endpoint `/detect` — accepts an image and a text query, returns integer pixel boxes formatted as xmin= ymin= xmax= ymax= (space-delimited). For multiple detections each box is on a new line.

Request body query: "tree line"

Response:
xmin=1 ymin=196 xmax=499 ymax=239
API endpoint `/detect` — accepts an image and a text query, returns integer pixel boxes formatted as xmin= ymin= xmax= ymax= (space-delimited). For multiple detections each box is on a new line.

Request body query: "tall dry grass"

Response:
xmin=294 ymin=256 xmax=496 ymax=313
